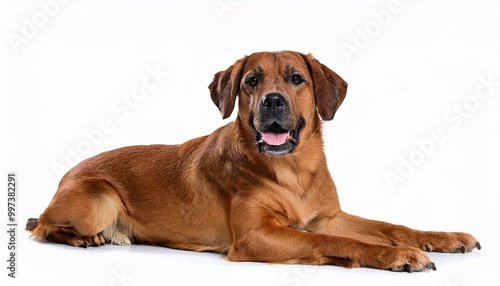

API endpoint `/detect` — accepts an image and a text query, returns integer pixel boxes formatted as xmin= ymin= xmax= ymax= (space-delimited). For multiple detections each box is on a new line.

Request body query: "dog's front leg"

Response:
xmin=307 ymin=211 xmax=480 ymax=254
xmin=227 ymin=200 xmax=435 ymax=272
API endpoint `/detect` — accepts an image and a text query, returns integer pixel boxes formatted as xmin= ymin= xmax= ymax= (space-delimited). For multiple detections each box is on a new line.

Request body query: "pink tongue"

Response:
xmin=262 ymin=132 xmax=289 ymax=146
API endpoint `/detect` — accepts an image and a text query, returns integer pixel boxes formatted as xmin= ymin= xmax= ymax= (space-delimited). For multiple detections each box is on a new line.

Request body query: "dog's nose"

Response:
xmin=262 ymin=93 xmax=286 ymax=113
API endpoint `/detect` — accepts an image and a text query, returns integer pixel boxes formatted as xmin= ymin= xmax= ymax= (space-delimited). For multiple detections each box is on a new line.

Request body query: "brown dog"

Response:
xmin=27 ymin=51 xmax=480 ymax=272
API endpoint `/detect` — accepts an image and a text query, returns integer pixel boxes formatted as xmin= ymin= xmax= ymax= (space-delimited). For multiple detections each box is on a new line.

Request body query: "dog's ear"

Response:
xmin=209 ymin=57 xmax=247 ymax=119
xmin=303 ymin=54 xmax=348 ymax=121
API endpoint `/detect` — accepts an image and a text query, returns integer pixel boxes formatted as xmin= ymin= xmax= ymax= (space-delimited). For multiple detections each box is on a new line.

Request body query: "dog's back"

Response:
xmin=29 ymin=141 xmax=233 ymax=252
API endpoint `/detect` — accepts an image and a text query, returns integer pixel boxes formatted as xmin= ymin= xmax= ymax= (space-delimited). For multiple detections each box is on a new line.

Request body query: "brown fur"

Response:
xmin=28 ymin=51 xmax=479 ymax=272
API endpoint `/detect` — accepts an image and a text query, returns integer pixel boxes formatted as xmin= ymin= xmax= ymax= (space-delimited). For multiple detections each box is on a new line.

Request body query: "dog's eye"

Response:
xmin=291 ymin=74 xmax=304 ymax=85
xmin=246 ymin=76 xmax=259 ymax=87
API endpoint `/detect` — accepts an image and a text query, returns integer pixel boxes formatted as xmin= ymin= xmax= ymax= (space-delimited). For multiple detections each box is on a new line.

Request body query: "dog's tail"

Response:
xmin=25 ymin=217 xmax=59 ymax=241
xmin=26 ymin=218 xmax=39 ymax=231
xmin=26 ymin=217 xmax=56 ymax=243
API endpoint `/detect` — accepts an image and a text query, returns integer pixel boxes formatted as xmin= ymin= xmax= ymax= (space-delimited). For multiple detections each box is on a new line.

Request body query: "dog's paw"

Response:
xmin=69 ymin=234 xmax=106 ymax=248
xmin=109 ymin=231 xmax=132 ymax=245
xmin=368 ymin=246 xmax=436 ymax=273
xmin=418 ymin=232 xmax=480 ymax=253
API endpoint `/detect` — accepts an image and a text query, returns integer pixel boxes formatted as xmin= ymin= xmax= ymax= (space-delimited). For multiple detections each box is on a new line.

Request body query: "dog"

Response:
xmin=27 ymin=51 xmax=480 ymax=272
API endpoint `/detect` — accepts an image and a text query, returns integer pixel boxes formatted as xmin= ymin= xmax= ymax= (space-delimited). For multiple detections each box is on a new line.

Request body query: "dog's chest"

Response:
xmin=274 ymin=163 xmax=312 ymax=192
xmin=273 ymin=167 xmax=320 ymax=231
xmin=291 ymin=210 xmax=318 ymax=231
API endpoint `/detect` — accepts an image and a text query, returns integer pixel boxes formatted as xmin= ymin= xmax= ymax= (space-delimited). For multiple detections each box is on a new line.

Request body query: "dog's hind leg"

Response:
xmin=27 ymin=178 xmax=129 ymax=248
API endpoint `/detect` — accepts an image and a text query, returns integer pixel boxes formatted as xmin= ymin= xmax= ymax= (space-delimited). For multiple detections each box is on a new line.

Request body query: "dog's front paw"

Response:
xmin=365 ymin=246 xmax=436 ymax=273
xmin=418 ymin=232 xmax=481 ymax=253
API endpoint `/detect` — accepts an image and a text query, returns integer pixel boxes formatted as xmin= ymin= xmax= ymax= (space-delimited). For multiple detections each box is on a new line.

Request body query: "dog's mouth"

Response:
xmin=253 ymin=119 xmax=305 ymax=156
xmin=261 ymin=130 xmax=291 ymax=146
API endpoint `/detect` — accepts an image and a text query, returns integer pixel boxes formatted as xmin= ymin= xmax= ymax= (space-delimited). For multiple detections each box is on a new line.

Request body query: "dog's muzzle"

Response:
xmin=253 ymin=93 xmax=305 ymax=156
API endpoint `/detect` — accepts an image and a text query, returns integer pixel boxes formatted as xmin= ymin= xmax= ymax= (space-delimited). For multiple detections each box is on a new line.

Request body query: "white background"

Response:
xmin=1 ymin=1 xmax=500 ymax=285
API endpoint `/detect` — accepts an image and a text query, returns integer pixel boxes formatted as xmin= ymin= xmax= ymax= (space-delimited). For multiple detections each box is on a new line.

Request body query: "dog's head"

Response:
xmin=209 ymin=51 xmax=347 ymax=156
